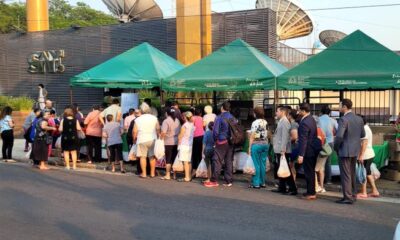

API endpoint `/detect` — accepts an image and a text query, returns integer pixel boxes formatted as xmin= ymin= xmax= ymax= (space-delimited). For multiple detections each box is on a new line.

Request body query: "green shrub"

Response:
xmin=0 ymin=96 xmax=35 ymax=111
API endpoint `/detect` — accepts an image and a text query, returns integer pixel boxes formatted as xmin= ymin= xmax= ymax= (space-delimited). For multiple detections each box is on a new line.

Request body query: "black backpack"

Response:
xmin=223 ymin=117 xmax=245 ymax=146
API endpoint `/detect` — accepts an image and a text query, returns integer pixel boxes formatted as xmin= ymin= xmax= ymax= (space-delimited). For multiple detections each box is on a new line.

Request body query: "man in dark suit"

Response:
xmin=297 ymin=103 xmax=322 ymax=200
xmin=334 ymin=99 xmax=365 ymax=204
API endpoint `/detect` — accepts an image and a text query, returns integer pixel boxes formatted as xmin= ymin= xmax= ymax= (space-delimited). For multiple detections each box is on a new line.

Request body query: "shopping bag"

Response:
xmin=55 ymin=137 xmax=62 ymax=149
xmin=277 ymin=155 xmax=290 ymax=178
xmin=156 ymin=157 xmax=166 ymax=168
xmin=266 ymin=156 xmax=271 ymax=173
xmin=77 ymin=130 xmax=86 ymax=140
xmin=319 ymin=143 xmax=332 ymax=157
xmin=172 ymin=155 xmax=184 ymax=172
xmin=243 ymin=155 xmax=256 ymax=175
xmin=234 ymin=152 xmax=248 ymax=171
xmin=196 ymin=159 xmax=208 ymax=178
xmin=128 ymin=144 xmax=137 ymax=161
xmin=370 ymin=163 xmax=381 ymax=180
xmin=356 ymin=162 xmax=367 ymax=184
xmin=154 ymin=139 xmax=165 ymax=160
xmin=25 ymin=146 xmax=32 ymax=160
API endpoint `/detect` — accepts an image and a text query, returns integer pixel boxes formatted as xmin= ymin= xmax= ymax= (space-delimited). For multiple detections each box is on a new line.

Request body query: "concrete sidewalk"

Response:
xmin=10 ymin=139 xmax=400 ymax=198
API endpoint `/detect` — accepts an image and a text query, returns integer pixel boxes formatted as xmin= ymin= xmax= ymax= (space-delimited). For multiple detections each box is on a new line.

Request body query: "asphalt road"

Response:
xmin=0 ymin=162 xmax=398 ymax=240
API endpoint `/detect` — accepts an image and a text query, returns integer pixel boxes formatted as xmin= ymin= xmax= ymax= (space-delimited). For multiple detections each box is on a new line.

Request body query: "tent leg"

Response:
xmin=213 ymin=91 xmax=217 ymax=110
xmin=339 ymin=90 xmax=344 ymax=102
xmin=305 ymin=90 xmax=310 ymax=103
xmin=69 ymin=87 xmax=73 ymax=105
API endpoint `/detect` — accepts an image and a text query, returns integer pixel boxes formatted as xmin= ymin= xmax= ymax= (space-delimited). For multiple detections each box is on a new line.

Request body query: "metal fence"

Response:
xmin=262 ymin=90 xmax=400 ymax=126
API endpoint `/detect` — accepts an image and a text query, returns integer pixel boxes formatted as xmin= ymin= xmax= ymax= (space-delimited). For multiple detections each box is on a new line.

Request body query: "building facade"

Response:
xmin=0 ymin=8 xmax=277 ymax=112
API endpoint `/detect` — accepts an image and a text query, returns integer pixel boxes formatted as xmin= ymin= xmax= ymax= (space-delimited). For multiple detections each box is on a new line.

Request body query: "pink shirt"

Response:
xmin=193 ymin=116 xmax=204 ymax=137
xmin=124 ymin=114 xmax=136 ymax=130
xmin=84 ymin=110 xmax=102 ymax=137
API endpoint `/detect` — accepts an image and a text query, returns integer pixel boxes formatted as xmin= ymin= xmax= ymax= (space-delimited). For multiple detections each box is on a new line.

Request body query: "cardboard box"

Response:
xmin=381 ymin=169 xmax=400 ymax=181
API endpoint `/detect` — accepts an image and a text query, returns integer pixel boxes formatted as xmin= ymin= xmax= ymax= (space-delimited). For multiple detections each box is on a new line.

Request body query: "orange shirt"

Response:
xmin=317 ymin=127 xmax=326 ymax=145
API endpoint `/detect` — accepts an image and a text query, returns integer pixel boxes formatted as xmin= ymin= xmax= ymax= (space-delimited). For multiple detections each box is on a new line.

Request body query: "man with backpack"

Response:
xmin=205 ymin=102 xmax=244 ymax=188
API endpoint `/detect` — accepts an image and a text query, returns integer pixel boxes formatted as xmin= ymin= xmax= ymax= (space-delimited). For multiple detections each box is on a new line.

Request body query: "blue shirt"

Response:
xmin=203 ymin=130 xmax=214 ymax=151
xmin=319 ymin=114 xmax=338 ymax=144
xmin=0 ymin=115 xmax=12 ymax=133
xmin=213 ymin=112 xmax=234 ymax=142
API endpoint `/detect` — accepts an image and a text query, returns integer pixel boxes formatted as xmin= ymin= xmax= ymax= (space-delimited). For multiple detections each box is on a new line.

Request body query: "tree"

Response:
xmin=0 ymin=0 xmax=117 ymax=34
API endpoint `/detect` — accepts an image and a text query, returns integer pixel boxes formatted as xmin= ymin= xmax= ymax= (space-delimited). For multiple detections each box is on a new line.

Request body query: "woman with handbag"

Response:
xmin=357 ymin=115 xmax=380 ymax=198
xmin=0 ymin=106 xmax=15 ymax=162
xmin=59 ymin=107 xmax=82 ymax=170
xmin=248 ymin=106 xmax=269 ymax=189
xmin=31 ymin=111 xmax=57 ymax=170
xmin=315 ymin=118 xmax=330 ymax=193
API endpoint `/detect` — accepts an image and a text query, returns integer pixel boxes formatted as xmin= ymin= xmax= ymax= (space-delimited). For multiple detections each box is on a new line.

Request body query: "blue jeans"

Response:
xmin=251 ymin=143 xmax=269 ymax=187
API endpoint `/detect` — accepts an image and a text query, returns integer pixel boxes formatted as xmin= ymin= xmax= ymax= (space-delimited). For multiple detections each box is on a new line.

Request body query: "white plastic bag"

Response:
xmin=277 ymin=155 xmax=290 ymax=178
xmin=25 ymin=146 xmax=32 ymax=160
xmin=243 ymin=155 xmax=256 ymax=175
xmin=234 ymin=152 xmax=248 ymax=171
xmin=172 ymin=155 xmax=184 ymax=172
xmin=154 ymin=139 xmax=165 ymax=160
xmin=266 ymin=156 xmax=271 ymax=173
xmin=55 ymin=137 xmax=61 ymax=149
xmin=370 ymin=163 xmax=381 ymax=180
xmin=128 ymin=144 xmax=137 ymax=161
xmin=196 ymin=159 xmax=208 ymax=178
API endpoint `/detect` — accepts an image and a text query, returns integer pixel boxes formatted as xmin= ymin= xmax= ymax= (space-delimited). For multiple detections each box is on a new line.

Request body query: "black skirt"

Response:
xmin=31 ymin=139 xmax=49 ymax=162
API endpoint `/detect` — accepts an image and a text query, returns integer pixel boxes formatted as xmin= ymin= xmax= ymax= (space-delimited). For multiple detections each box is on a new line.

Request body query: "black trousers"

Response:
xmin=303 ymin=154 xmax=318 ymax=195
xmin=108 ymin=144 xmax=123 ymax=163
xmin=1 ymin=129 xmax=14 ymax=160
xmin=211 ymin=142 xmax=234 ymax=184
xmin=86 ymin=136 xmax=102 ymax=162
xmin=191 ymin=136 xmax=203 ymax=169
xmin=276 ymin=153 xmax=297 ymax=192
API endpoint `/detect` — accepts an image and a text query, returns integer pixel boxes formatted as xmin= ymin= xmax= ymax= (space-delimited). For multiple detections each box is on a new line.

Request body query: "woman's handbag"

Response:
xmin=319 ymin=143 xmax=332 ymax=157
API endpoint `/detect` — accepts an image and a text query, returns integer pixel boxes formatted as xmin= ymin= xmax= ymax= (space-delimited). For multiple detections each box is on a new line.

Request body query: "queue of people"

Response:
xmin=1 ymin=96 xmax=384 ymax=204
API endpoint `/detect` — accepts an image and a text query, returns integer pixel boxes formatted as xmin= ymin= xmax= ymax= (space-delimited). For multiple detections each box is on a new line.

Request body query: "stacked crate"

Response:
xmin=382 ymin=134 xmax=400 ymax=181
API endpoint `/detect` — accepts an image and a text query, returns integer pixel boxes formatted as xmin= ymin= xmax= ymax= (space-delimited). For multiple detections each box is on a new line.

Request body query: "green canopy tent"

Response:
xmin=162 ymin=39 xmax=287 ymax=92
xmin=278 ymin=30 xmax=400 ymax=90
xmin=70 ymin=42 xmax=184 ymax=89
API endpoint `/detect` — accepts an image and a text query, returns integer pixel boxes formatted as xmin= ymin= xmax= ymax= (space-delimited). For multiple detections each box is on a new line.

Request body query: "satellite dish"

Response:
xmin=319 ymin=30 xmax=347 ymax=47
xmin=102 ymin=0 xmax=163 ymax=23
xmin=256 ymin=0 xmax=314 ymax=40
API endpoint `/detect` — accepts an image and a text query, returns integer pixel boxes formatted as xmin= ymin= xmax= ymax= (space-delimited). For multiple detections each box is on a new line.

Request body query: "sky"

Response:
xmin=18 ymin=0 xmax=400 ymax=52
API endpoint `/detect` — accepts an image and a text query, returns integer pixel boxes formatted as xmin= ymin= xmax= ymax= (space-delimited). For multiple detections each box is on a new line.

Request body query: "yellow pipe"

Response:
xmin=176 ymin=0 xmax=212 ymax=65
xmin=27 ymin=0 xmax=49 ymax=32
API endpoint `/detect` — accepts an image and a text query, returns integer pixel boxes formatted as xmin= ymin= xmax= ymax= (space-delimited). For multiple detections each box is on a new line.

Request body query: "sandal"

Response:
xmin=248 ymin=185 xmax=260 ymax=189
xmin=177 ymin=178 xmax=191 ymax=182
xmin=356 ymin=193 xmax=368 ymax=199
xmin=368 ymin=193 xmax=380 ymax=198
xmin=160 ymin=177 xmax=171 ymax=181
xmin=121 ymin=170 xmax=126 ymax=174
xmin=139 ymin=175 xmax=147 ymax=179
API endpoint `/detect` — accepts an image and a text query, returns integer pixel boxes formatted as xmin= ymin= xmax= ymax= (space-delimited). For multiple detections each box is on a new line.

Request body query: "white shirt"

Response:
xmin=101 ymin=104 xmax=121 ymax=123
xmin=135 ymin=114 xmax=158 ymax=144
xmin=362 ymin=125 xmax=375 ymax=160
xmin=203 ymin=113 xmax=216 ymax=130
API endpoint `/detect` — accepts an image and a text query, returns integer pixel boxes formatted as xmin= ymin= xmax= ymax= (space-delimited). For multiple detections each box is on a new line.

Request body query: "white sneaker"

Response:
xmin=316 ymin=186 xmax=322 ymax=193
xmin=320 ymin=188 xmax=327 ymax=193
